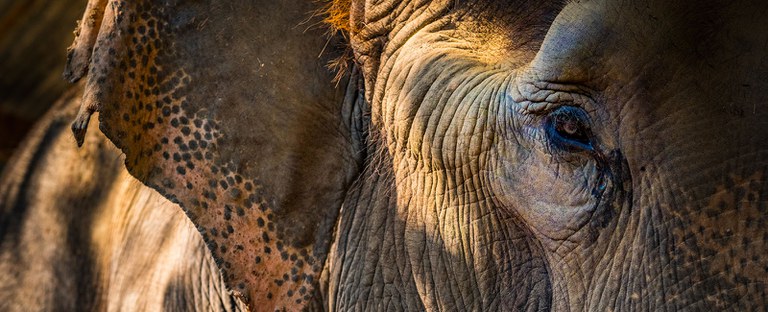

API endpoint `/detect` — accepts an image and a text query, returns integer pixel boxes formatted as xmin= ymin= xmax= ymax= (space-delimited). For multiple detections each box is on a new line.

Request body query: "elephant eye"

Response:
xmin=544 ymin=106 xmax=594 ymax=152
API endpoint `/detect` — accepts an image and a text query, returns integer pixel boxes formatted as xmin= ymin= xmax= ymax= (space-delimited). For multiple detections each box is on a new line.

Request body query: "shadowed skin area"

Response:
xmin=0 ymin=86 xmax=245 ymax=311
xmin=0 ymin=0 xmax=88 ymax=170
xmin=39 ymin=0 xmax=768 ymax=311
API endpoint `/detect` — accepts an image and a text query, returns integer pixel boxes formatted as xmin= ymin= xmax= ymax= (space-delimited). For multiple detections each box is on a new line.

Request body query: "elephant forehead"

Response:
xmin=532 ymin=0 xmax=768 ymax=94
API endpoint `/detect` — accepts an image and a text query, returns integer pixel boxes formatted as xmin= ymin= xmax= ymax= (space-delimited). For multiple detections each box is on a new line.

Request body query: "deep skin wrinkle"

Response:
xmin=337 ymin=0 xmax=768 ymax=310
xmin=333 ymin=2 xmax=560 ymax=310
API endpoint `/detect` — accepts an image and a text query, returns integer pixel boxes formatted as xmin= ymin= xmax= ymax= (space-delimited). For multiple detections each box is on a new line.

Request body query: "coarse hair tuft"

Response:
xmin=323 ymin=0 xmax=351 ymax=33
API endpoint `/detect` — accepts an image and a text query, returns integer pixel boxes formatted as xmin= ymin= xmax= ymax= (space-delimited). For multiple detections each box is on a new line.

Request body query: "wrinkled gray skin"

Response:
xmin=3 ymin=0 xmax=768 ymax=311
xmin=331 ymin=0 xmax=768 ymax=310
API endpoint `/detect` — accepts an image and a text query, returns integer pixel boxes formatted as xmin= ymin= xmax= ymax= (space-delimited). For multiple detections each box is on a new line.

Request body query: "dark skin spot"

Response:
xmin=224 ymin=206 xmax=232 ymax=220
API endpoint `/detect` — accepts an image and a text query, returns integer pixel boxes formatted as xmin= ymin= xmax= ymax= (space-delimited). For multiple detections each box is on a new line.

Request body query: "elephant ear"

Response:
xmin=66 ymin=0 xmax=362 ymax=310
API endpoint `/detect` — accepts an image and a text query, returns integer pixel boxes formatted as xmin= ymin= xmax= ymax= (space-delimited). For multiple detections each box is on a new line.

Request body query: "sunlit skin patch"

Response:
xmin=68 ymin=1 xmax=325 ymax=310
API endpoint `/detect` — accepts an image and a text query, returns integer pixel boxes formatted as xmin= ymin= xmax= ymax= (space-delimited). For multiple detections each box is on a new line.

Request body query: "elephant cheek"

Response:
xmin=666 ymin=170 xmax=768 ymax=289
xmin=490 ymin=152 xmax=603 ymax=243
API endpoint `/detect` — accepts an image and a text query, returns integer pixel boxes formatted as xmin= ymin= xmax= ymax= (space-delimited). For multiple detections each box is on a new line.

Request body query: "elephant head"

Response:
xmin=67 ymin=0 xmax=768 ymax=310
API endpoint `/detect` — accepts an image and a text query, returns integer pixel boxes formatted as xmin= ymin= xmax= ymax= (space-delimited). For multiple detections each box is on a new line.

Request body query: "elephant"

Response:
xmin=0 ymin=84 xmax=246 ymax=311
xmin=3 ymin=0 xmax=768 ymax=310
xmin=1 ymin=0 xmax=247 ymax=310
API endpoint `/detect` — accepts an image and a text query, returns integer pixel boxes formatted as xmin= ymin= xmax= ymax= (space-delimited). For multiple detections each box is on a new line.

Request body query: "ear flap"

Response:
xmin=67 ymin=0 xmax=362 ymax=309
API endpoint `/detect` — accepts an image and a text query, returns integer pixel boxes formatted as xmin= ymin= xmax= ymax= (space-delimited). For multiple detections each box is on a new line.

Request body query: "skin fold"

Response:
xmin=0 ymin=86 xmax=244 ymax=311
xmin=1 ymin=0 xmax=767 ymax=311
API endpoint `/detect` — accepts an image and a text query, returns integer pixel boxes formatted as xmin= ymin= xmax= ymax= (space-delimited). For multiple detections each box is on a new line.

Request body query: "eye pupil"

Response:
xmin=545 ymin=106 xmax=594 ymax=151
xmin=553 ymin=113 xmax=588 ymax=142
xmin=559 ymin=119 xmax=580 ymax=136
